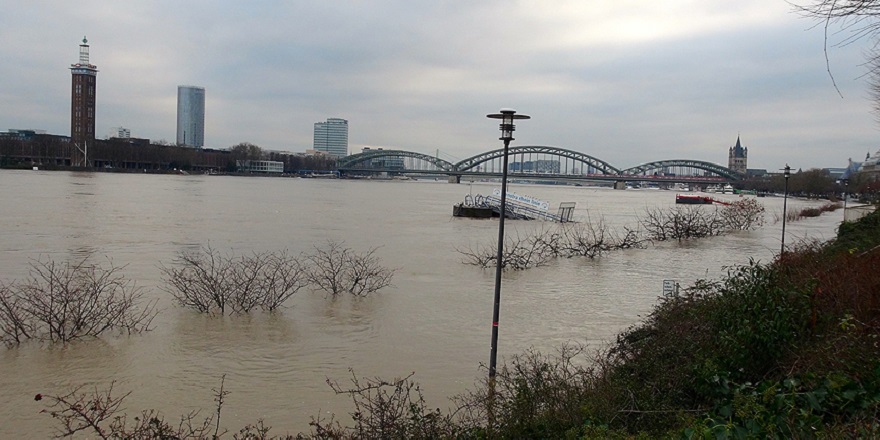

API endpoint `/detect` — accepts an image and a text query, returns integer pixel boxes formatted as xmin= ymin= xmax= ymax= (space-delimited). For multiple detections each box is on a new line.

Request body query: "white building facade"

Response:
xmin=313 ymin=118 xmax=348 ymax=158
xmin=176 ymin=86 xmax=205 ymax=147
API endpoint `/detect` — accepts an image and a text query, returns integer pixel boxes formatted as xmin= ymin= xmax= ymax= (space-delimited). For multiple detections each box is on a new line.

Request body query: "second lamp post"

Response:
xmin=781 ymin=164 xmax=791 ymax=255
xmin=486 ymin=108 xmax=530 ymax=382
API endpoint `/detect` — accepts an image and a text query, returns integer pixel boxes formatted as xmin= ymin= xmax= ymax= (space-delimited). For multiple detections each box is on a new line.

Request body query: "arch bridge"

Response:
xmin=336 ymin=146 xmax=743 ymax=184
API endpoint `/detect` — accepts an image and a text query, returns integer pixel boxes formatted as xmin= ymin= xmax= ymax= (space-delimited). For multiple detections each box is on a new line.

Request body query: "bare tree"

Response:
xmin=41 ymin=379 xmax=237 ymax=439
xmin=457 ymin=229 xmax=555 ymax=271
xmin=162 ymin=246 xmax=234 ymax=314
xmin=0 ymin=256 xmax=157 ymax=346
xmin=0 ymin=282 xmax=32 ymax=347
xmin=721 ymin=198 xmax=766 ymax=231
xmin=304 ymin=370 xmax=459 ymax=439
xmin=640 ymin=206 xmax=725 ymax=242
xmin=556 ymin=216 xmax=645 ymax=258
xmin=458 ymin=219 xmax=647 ymax=270
xmin=305 ymin=241 xmax=395 ymax=297
xmin=161 ymin=247 xmax=309 ymax=314
xmin=258 ymin=251 xmax=310 ymax=310
xmin=794 ymin=1 xmax=880 ymax=109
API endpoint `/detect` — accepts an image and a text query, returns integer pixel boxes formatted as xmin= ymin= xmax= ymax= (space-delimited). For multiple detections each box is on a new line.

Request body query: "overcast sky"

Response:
xmin=1 ymin=1 xmax=878 ymax=170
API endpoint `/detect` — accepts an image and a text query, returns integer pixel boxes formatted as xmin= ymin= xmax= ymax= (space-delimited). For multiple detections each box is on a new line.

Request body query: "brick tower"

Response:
xmin=70 ymin=37 xmax=98 ymax=167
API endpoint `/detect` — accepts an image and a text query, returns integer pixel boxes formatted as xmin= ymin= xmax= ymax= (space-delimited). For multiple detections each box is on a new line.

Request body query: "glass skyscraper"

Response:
xmin=176 ymin=86 xmax=205 ymax=147
xmin=313 ymin=118 xmax=349 ymax=157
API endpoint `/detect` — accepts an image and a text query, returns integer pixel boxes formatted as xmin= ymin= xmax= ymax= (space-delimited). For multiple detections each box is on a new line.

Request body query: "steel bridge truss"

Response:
xmin=337 ymin=149 xmax=456 ymax=172
xmin=337 ymin=146 xmax=743 ymax=180
xmin=619 ymin=159 xmax=743 ymax=180
xmin=454 ymin=145 xmax=621 ymax=175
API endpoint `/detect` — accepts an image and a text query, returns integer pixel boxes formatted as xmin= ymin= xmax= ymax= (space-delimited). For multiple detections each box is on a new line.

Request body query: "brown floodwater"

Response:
xmin=0 ymin=170 xmax=840 ymax=436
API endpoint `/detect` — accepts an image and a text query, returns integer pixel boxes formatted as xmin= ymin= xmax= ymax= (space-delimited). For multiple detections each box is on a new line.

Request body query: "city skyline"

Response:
xmin=1 ymin=2 xmax=878 ymax=170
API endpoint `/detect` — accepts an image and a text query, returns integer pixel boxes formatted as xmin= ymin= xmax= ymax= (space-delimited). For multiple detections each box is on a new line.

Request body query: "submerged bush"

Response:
xmin=161 ymin=246 xmax=309 ymax=315
xmin=305 ymin=240 xmax=395 ymax=297
xmin=162 ymin=242 xmax=395 ymax=314
xmin=0 ymin=255 xmax=156 ymax=347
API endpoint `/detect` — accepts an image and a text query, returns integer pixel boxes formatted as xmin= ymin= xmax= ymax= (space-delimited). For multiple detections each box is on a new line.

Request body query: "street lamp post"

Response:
xmin=781 ymin=164 xmax=791 ymax=255
xmin=486 ymin=109 xmax=530 ymax=383
xmin=842 ymin=178 xmax=849 ymax=212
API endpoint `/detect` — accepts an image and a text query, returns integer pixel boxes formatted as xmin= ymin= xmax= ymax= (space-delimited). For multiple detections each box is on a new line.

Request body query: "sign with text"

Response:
xmin=662 ymin=280 xmax=678 ymax=297
xmin=492 ymin=188 xmax=550 ymax=211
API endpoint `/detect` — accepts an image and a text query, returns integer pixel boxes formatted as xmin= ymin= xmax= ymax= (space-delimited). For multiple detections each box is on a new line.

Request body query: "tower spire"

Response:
xmin=78 ymin=36 xmax=90 ymax=65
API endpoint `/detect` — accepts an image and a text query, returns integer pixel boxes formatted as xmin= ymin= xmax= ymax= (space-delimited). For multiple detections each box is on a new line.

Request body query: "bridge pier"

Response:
xmin=613 ymin=180 xmax=627 ymax=190
xmin=447 ymin=175 xmax=461 ymax=184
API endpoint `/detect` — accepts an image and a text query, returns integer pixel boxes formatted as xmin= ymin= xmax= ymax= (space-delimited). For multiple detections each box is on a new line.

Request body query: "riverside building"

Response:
xmin=176 ymin=86 xmax=205 ymax=148
xmin=313 ymin=118 xmax=349 ymax=158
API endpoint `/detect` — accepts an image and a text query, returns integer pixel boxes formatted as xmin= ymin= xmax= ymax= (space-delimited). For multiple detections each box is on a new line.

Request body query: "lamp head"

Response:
xmin=783 ymin=164 xmax=791 ymax=179
xmin=487 ymin=108 xmax=530 ymax=141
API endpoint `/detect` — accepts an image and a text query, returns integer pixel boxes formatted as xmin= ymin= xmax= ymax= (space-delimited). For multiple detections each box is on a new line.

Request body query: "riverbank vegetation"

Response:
xmin=35 ymin=205 xmax=880 ymax=437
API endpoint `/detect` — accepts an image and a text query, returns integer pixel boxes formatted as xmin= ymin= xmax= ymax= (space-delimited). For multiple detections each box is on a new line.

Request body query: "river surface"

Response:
xmin=0 ymin=170 xmax=840 ymax=436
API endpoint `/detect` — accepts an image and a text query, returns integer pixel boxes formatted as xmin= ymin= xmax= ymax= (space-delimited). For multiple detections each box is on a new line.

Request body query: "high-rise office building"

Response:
xmin=176 ymin=86 xmax=205 ymax=147
xmin=313 ymin=118 xmax=349 ymax=157
xmin=70 ymin=36 xmax=98 ymax=166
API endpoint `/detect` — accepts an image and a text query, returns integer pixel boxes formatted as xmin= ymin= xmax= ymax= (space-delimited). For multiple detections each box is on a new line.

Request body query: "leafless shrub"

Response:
xmin=457 ymin=229 xmax=555 ymax=271
xmin=452 ymin=344 xmax=595 ymax=436
xmin=557 ymin=216 xmax=647 ymax=258
xmin=303 ymin=369 xmax=461 ymax=439
xmin=640 ymin=206 xmax=726 ymax=241
xmin=162 ymin=246 xmax=233 ymax=314
xmin=0 ymin=282 xmax=33 ymax=347
xmin=161 ymin=247 xmax=309 ymax=314
xmin=458 ymin=219 xmax=647 ymax=270
xmin=0 ymin=255 xmax=156 ymax=346
xmin=259 ymin=251 xmax=310 ymax=310
xmin=305 ymin=241 xmax=395 ymax=297
xmin=39 ymin=376 xmax=263 ymax=439
xmin=721 ymin=198 xmax=766 ymax=230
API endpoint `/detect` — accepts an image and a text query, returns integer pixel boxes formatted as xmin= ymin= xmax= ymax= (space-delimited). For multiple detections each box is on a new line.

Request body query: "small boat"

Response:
xmin=675 ymin=194 xmax=731 ymax=206
xmin=675 ymin=194 xmax=714 ymax=205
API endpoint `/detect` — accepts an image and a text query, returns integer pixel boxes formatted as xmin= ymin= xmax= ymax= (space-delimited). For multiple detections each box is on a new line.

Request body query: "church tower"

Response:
xmin=70 ymin=37 xmax=98 ymax=167
xmin=728 ymin=136 xmax=748 ymax=175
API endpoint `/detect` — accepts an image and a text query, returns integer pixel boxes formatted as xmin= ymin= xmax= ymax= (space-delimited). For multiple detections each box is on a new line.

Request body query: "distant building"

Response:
xmin=746 ymin=168 xmax=768 ymax=177
xmin=823 ymin=167 xmax=848 ymax=180
xmin=236 ymin=160 xmax=283 ymax=173
xmin=840 ymin=158 xmax=863 ymax=181
xmin=177 ymin=86 xmax=205 ymax=147
xmin=728 ymin=136 xmax=748 ymax=175
xmin=109 ymin=126 xmax=130 ymax=139
xmin=860 ymin=149 xmax=880 ymax=179
xmin=70 ymin=37 xmax=98 ymax=166
xmin=313 ymin=118 xmax=348 ymax=158
xmin=0 ymin=129 xmax=46 ymax=141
